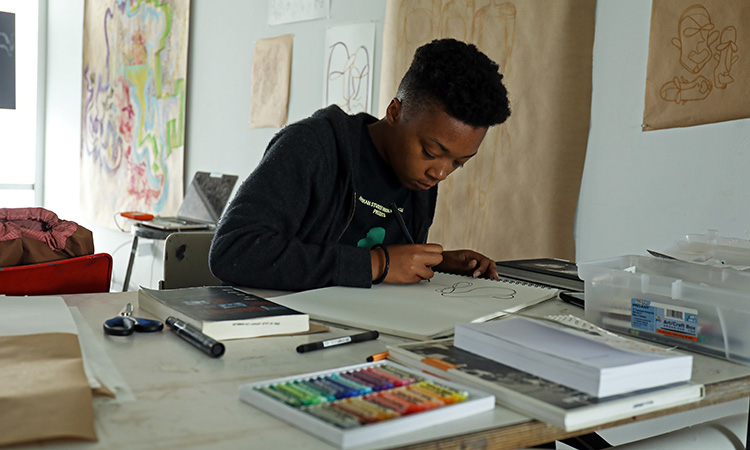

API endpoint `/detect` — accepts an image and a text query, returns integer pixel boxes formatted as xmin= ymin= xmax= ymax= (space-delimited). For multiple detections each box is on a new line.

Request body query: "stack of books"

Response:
xmin=453 ymin=315 xmax=694 ymax=397
xmin=387 ymin=333 xmax=703 ymax=431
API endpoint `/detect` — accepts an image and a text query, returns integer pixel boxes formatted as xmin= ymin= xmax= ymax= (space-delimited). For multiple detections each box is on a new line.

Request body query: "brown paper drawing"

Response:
xmin=379 ymin=0 xmax=595 ymax=262
xmin=644 ymin=0 xmax=749 ymax=130
xmin=250 ymin=34 xmax=294 ymax=129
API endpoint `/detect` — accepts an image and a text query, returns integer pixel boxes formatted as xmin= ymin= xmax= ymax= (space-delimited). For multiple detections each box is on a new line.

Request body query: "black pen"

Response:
xmin=390 ymin=202 xmax=415 ymax=244
xmin=296 ymin=330 xmax=379 ymax=353
xmin=391 ymin=202 xmax=432 ymax=282
xmin=166 ymin=316 xmax=225 ymax=358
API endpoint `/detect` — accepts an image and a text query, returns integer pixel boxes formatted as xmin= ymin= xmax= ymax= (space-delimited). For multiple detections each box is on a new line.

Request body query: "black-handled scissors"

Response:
xmin=103 ymin=303 xmax=164 ymax=336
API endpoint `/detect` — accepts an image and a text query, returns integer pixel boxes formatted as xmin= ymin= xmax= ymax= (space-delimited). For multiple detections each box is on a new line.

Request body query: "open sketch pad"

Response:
xmin=269 ymin=272 xmax=558 ymax=340
xmin=141 ymin=172 xmax=238 ymax=230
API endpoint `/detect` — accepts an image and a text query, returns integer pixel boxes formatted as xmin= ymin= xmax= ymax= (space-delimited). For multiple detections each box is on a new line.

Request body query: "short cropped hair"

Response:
xmin=396 ymin=39 xmax=510 ymax=128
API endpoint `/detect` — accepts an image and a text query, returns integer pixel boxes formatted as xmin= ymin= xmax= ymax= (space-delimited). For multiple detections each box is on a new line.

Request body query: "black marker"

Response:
xmin=391 ymin=202 xmax=432 ymax=282
xmin=296 ymin=330 xmax=379 ymax=353
xmin=166 ymin=316 xmax=225 ymax=358
xmin=390 ymin=202 xmax=415 ymax=244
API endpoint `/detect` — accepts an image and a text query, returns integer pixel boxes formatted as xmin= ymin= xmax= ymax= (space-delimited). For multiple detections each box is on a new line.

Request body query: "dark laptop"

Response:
xmin=140 ymin=172 xmax=238 ymax=231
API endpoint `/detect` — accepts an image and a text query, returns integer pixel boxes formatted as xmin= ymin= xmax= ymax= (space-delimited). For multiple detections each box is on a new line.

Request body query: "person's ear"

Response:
xmin=385 ymin=97 xmax=402 ymax=126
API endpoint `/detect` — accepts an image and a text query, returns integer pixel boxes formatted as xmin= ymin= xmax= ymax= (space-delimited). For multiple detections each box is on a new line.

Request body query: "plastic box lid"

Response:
xmin=655 ymin=231 xmax=750 ymax=270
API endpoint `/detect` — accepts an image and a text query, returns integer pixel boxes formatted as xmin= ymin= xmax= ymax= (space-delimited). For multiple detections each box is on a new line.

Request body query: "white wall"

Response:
xmin=183 ymin=0 xmax=386 ymax=181
xmin=43 ymin=0 xmax=386 ymax=290
xmin=575 ymin=0 xmax=750 ymax=262
xmin=42 ymin=0 xmax=750 ymax=290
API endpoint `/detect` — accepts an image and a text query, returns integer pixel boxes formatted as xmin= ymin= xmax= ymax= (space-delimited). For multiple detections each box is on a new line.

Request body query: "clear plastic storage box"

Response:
xmin=578 ymin=255 xmax=750 ymax=365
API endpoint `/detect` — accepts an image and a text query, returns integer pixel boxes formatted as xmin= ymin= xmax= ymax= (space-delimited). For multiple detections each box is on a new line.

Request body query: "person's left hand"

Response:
xmin=434 ymin=249 xmax=498 ymax=280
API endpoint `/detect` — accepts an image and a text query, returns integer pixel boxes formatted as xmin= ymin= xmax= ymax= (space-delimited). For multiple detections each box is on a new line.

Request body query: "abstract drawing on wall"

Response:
xmin=0 ymin=11 xmax=15 ymax=110
xmin=249 ymin=34 xmax=293 ymax=129
xmin=324 ymin=23 xmax=375 ymax=114
xmin=379 ymin=0 xmax=596 ymax=262
xmin=267 ymin=0 xmax=329 ymax=26
xmin=81 ymin=0 xmax=190 ymax=228
xmin=643 ymin=0 xmax=749 ymax=130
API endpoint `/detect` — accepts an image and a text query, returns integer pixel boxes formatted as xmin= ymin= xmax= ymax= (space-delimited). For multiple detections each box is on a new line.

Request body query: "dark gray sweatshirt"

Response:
xmin=209 ymin=105 xmax=436 ymax=291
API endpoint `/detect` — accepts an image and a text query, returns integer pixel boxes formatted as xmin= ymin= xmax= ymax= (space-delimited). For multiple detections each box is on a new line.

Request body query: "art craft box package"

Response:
xmin=578 ymin=255 xmax=750 ymax=366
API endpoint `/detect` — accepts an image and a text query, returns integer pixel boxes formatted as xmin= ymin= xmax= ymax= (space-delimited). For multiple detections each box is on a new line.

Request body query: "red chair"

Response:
xmin=0 ymin=253 xmax=113 ymax=295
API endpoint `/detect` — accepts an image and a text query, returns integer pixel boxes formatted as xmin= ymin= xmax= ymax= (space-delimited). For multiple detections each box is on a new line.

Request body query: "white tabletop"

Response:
xmin=10 ymin=291 xmax=750 ymax=450
xmin=10 ymin=291 xmax=528 ymax=450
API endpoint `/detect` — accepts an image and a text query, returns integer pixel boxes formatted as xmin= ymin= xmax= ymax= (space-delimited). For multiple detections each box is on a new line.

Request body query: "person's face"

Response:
xmin=383 ymin=98 xmax=487 ymax=191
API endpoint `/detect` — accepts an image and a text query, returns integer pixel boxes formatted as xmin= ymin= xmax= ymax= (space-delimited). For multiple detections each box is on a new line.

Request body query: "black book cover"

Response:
xmin=141 ymin=286 xmax=304 ymax=322
xmin=495 ymin=258 xmax=583 ymax=291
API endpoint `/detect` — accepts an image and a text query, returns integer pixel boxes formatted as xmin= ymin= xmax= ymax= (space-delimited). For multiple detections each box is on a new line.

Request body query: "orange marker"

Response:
xmin=366 ymin=351 xmax=389 ymax=362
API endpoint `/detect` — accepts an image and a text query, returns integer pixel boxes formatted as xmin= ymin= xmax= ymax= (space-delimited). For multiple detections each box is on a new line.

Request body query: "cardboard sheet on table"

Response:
xmin=0 ymin=297 xmax=96 ymax=446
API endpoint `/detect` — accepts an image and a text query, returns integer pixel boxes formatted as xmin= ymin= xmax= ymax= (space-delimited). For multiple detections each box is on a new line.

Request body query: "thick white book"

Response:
xmin=454 ymin=315 xmax=693 ymax=397
xmin=270 ymin=272 xmax=558 ymax=340
xmin=238 ymin=361 xmax=495 ymax=449
xmin=387 ymin=338 xmax=704 ymax=431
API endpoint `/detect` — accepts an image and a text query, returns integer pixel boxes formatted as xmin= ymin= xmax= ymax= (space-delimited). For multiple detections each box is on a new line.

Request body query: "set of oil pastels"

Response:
xmin=239 ymin=361 xmax=494 ymax=448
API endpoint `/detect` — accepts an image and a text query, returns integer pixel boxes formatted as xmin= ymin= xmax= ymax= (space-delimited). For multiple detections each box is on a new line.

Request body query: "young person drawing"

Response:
xmin=209 ymin=38 xmax=511 ymax=291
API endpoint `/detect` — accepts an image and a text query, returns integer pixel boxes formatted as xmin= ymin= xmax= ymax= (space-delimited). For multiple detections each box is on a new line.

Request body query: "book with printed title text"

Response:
xmin=138 ymin=286 xmax=309 ymax=340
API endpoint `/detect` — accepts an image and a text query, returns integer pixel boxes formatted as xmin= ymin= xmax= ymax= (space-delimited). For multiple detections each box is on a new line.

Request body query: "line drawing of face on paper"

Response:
xmin=435 ymin=281 xmax=518 ymax=300
xmin=660 ymin=4 xmax=739 ymax=105
xmin=673 ymin=5 xmax=716 ymax=74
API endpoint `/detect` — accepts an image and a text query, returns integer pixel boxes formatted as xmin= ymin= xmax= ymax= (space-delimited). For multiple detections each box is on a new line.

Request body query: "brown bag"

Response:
xmin=0 ymin=208 xmax=94 ymax=267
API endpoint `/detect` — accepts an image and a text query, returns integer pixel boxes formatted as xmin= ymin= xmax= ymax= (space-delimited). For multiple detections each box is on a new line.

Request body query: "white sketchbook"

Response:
xmin=270 ymin=273 xmax=558 ymax=340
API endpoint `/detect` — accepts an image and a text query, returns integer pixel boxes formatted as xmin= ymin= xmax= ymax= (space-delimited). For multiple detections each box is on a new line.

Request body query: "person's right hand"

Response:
xmin=371 ymin=244 xmax=443 ymax=284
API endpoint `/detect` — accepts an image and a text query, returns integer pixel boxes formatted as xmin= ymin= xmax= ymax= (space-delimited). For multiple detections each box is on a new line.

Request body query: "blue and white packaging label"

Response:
xmin=631 ymin=298 xmax=699 ymax=341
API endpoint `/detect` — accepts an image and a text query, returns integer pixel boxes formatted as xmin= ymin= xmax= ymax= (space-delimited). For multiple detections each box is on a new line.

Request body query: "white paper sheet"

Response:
xmin=0 ymin=296 xmax=78 ymax=336
xmin=267 ymin=0 xmax=329 ymax=25
xmin=271 ymin=272 xmax=557 ymax=340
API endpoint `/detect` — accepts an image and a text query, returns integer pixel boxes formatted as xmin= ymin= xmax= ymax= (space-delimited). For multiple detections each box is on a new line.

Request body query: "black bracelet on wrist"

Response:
xmin=371 ymin=244 xmax=389 ymax=285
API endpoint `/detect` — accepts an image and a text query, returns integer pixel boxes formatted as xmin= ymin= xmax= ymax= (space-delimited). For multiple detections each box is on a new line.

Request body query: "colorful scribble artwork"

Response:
xmin=81 ymin=0 xmax=190 ymax=228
